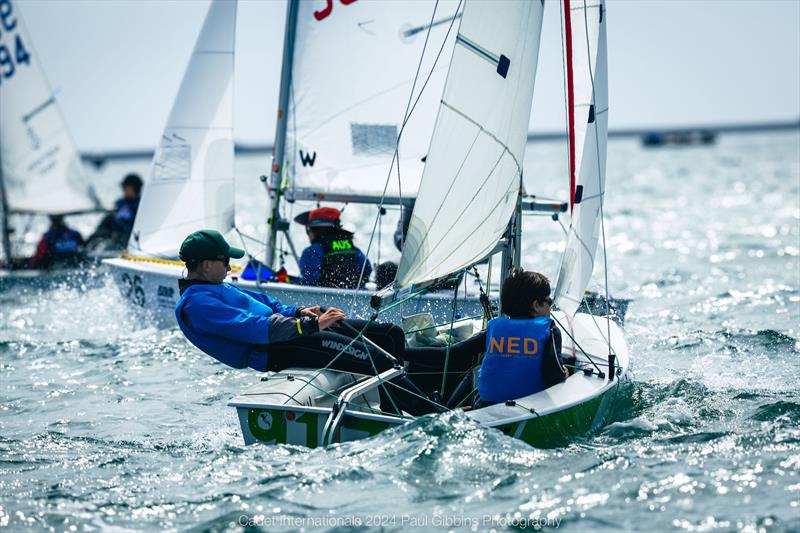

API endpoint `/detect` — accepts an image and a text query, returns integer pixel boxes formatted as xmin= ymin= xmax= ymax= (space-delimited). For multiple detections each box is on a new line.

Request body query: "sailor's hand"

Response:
xmin=300 ymin=306 xmax=323 ymax=317
xmin=317 ymin=308 xmax=345 ymax=330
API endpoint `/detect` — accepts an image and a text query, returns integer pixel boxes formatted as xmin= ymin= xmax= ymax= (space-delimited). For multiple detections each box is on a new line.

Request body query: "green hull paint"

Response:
xmin=245 ymin=407 xmax=396 ymax=448
xmin=240 ymin=380 xmax=622 ymax=448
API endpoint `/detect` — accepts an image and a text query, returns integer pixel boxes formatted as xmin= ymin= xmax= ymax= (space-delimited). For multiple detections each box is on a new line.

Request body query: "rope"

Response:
xmin=579 ymin=0 xmax=614 ymax=372
xmin=351 ymin=0 xmax=463 ymax=298
xmin=551 ymin=314 xmax=606 ymax=377
xmin=439 ymin=272 xmax=462 ymax=395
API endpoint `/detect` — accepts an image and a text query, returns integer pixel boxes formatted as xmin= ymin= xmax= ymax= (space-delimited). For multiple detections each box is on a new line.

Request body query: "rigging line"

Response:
xmin=385 ymin=380 xmax=449 ymax=413
xmin=439 ymin=272 xmax=463 ymax=395
xmin=556 ymin=216 xmax=570 ymax=237
xmin=337 ymin=321 xmax=402 ymax=416
xmin=351 ymin=0 xmax=461 ymax=295
xmin=550 ymin=314 xmax=605 ymax=376
xmin=578 ymin=292 xmax=618 ymax=358
xmin=279 ymin=319 xmax=377 ymax=403
xmin=580 ymin=0 xmax=613 ymax=361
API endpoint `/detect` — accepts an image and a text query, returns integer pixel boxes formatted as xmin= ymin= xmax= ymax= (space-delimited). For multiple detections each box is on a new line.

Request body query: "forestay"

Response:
xmin=128 ymin=0 xmax=236 ymax=258
xmin=0 ymin=0 xmax=98 ymax=214
xmin=284 ymin=0 xmax=458 ymax=199
xmin=553 ymin=0 xmax=608 ymax=316
xmin=396 ymin=0 xmax=544 ymax=288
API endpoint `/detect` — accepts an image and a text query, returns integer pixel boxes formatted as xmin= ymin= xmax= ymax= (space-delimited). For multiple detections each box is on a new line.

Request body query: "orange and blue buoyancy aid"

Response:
xmin=478 ymin=316 xmax=552 ymax=403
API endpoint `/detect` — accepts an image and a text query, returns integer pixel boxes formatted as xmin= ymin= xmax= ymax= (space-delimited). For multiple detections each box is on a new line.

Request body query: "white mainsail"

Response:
xmin=0 ymin=0 xmax=98 ymax=214
xmin=553 ymin=0 xmax=608 ymax=316
xmin=395 ymin=0 xmax=544 ymax=288
xmin=284 ymin=0 xmax=459 ymax=199
xmin=127 ymin=0 xmax=236 ymax=258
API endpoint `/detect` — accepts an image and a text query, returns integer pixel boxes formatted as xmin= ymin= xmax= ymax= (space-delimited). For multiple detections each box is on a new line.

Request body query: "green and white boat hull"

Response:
xmin=229 ymin=312 xmax=630 ymax=448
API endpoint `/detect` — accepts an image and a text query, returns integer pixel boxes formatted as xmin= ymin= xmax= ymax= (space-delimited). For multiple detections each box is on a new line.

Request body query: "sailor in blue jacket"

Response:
xmin=174 ymin=229 xmax=440 ymax=415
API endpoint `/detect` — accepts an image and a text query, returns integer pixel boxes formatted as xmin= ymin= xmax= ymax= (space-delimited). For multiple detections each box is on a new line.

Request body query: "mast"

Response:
xmin=499 ymin=185 xmax=523 ymax=311
xmin=563 ymin=0 xmax=576 ymax=212
xmin=266 ymin=0 xmax=299 ymax=270
xmin=0 ymin=149 xmax=13 ymax=268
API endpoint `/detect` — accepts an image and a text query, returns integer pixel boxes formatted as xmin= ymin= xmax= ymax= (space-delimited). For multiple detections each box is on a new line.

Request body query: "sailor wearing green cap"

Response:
xmin=173 ymin=229 xmax=443 ymax=415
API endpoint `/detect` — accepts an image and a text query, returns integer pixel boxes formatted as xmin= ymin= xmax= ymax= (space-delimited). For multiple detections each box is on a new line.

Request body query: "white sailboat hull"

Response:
xmin=103 ymin=257 xmax=487 ymax=326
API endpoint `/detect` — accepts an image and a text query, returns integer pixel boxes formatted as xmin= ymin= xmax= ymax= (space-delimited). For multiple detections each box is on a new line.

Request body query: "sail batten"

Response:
xmin=396 ymin=0 xmax=545 ymax=289
xmin=127 ymin=0 xmax=236 ymax=258
xmin=553 ymin=0 xmax=609 ymax=316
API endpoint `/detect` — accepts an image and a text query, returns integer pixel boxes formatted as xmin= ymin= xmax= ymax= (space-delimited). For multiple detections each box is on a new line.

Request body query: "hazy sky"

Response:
xmin=16 ymin=0 xmax=800 ymax=152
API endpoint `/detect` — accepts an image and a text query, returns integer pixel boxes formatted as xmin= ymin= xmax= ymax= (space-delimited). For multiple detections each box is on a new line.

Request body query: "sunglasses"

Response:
xmin=540 ymin=296 xmax=553 ymax=306
xmin=209 ymin=256 xmax=230 ymax=266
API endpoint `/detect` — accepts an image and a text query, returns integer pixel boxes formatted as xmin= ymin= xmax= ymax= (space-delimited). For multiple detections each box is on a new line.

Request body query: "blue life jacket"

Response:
xmin=174 ymin=282 xmax=296 ymax=371
xmin=112 ymin=198 xmax=139 ymax=227
xmin=45 ymin=228 xmax=82 ymax=255
xmin=478 ymin=316 xmax=552 ymax=403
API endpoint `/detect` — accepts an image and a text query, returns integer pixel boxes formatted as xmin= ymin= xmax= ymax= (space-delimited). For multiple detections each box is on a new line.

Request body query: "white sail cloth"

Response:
xmin=396 ymin=0 xmax=544 ymax=288
xmin=0 ymin=0 xmax=98 ymax=214
xmin=127 ymin=0 xmax=236 ymax=258
xmin=553 ymin=0 xmax=608 ymax=316
xmin=284 ymin=0 xmax=458 ymax=199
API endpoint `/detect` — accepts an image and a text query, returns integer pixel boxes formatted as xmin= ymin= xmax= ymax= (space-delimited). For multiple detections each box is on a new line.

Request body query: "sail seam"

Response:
xmin=399 ymin=124 xmax=483 ymax=275
xmin=440 ymin=101 xmax=522 ymax=174
xmin=403 ymin=146 xmax=517 ymax=282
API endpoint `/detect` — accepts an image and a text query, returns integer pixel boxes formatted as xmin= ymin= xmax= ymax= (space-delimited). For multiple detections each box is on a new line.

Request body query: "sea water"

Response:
xmin=1 ymin=131 xmax=798 ymax=531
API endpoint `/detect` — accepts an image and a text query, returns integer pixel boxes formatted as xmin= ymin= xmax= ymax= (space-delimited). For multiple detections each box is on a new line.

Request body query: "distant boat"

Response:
xmin=0 ymin=0 xmax=101 ymax=269
xmin=641 ymin=129 xmax=716 ymax=147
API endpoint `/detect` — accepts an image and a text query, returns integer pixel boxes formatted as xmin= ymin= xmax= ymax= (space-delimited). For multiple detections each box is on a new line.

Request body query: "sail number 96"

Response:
xmin=0 ymin=0 xmax=31 ymax=85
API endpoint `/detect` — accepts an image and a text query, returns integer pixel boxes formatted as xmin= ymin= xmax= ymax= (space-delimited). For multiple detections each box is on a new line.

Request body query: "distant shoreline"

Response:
xmin=81 ymin=119 xmax=800 ymax=165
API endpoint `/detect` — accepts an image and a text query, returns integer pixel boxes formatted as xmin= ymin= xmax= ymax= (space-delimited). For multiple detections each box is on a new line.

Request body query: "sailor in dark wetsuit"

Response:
xmin=26 ymin=215 xmax=85 ymax=269
xmin=294 ymin=207 xmax=372 ymax=289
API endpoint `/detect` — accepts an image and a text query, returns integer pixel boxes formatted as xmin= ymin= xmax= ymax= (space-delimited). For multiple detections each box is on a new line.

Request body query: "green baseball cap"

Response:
xmin=179 ymin=230 xmax=245 ymax=263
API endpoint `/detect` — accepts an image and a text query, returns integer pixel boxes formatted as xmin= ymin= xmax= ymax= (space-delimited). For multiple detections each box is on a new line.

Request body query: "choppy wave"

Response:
xmin=2 ymin=133 xmax=799 ymax=531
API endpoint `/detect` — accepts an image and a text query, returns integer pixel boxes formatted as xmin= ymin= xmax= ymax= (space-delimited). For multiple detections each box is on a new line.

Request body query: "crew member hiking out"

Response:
xmin=174 ymin=229 xmax=439 ymax=416
xmin=294 ymin=207 xmax=371 ymax=289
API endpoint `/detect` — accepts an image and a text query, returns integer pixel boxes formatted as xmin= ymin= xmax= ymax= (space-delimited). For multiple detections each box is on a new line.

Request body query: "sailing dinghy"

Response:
xmin=103 ymin=0 xmax=514 ymax=324
xmin=230 ymin=0 xmax=630 ymax=449
xmin=0 ymin=0 xmax=102 ymax=274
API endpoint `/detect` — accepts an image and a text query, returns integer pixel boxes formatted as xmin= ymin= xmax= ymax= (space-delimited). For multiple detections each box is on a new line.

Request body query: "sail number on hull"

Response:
xmin=0 ymin=0 xmax=31 ymax=86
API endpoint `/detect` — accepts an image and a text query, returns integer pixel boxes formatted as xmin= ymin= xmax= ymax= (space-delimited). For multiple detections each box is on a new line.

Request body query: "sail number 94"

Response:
xmin=0 ymin=0 xmax=31 ymax=84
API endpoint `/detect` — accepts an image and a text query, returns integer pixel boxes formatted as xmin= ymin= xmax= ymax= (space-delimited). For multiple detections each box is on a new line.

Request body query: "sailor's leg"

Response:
xmin=266 ymin=330 xmax=395 ymax=375
xmin=326 ymin=319 xmax=406 ymax=360
xmin=403 ymin=331 xmax=486 ymax=398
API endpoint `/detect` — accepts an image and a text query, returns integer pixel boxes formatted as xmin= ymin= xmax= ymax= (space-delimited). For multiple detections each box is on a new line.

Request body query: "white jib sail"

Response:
xmin=395 ymin=0 xmax=544 ymax=288
xmin=285 ymin=0 xmax=459 ymax=199
xmin=127 ymin=0 xmax=236 ymax=258
xmin=0 ymin=0 xmax=98 ymax=214
xmin=553 ymin=0 xmax=608 ymax=316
